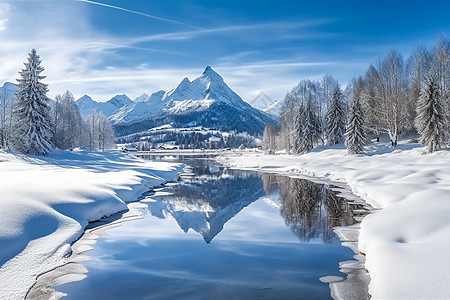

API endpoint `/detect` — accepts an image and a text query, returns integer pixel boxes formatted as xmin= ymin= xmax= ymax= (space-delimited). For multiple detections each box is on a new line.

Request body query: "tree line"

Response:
xmin=262 ymin=36 xmax=450 ymax=154
xmin=0 ymin=49 xmax=115 ymax=155
xmin=124 ymin=131 xmax=258 ymax=150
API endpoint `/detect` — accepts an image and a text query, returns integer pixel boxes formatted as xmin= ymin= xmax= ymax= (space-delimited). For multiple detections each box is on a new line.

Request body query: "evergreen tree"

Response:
xmin=13 ymin=49 xmax=53 ymax=155
xmin=415 ymin=71 xmax=447 ymax=152
xmin=326 ymin=84 xmax=346 ymax=145
xmin=345 ymin=96 xmax=368 ymax=154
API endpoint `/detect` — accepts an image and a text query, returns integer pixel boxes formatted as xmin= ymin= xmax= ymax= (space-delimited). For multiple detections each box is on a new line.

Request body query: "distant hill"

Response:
xmin=0 ymin=82 xmax=17 ymax=99
xmin=76 ymin=94 xmax=133 ymax=119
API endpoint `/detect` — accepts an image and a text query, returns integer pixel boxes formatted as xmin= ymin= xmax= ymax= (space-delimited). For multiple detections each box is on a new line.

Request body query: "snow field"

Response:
xmin=0 ymin=149 xmax=182 ymax=300
xmin=218 ymin=143 xmax=450 ymax=299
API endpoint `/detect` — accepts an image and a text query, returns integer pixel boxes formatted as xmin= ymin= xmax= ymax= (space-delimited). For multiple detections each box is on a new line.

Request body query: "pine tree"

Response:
xmin=13 ymin=49 xmax=53 ymax=155
xmin=345 ymin=96 xmax=368 ymax=154
xmin=326 ymin=84 xmax=346 ymax=145
xmin=415 ymin=71 xmax=447 ymax=152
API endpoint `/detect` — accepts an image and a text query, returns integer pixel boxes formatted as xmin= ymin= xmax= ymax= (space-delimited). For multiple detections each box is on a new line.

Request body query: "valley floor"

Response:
xmin=0 ymin=150 xmax=182 ymax=300
xmin=218 ymin=142 xmax=450 ymax=299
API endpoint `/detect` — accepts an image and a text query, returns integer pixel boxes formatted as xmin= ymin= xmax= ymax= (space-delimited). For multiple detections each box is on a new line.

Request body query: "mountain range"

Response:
xmin=76 ymin=67 xmax=277 ymax=139
xmin=1 ymin=67 xmax=278 ymax=144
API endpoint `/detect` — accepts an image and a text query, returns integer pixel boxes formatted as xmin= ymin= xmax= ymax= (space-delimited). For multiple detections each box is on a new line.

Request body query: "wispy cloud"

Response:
xmin=0 ymin=2 xmax=358 ymax=103
xmin=77 ymin=0 xmax=197 ymax=28
xmin=222 ymin=60 xmax=337 ymax=70
xmin=131 ymin=20 xmax=336 ymax=44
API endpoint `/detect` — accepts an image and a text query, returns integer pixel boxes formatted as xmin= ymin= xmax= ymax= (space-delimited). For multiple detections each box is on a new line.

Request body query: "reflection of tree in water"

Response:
xmin=262 ymin=172 xmax=279 ymax=195
xmin=262 ymin=174 xmax=356 ymax=243
xmin=326 ymin=190 xmax=355 ymax=227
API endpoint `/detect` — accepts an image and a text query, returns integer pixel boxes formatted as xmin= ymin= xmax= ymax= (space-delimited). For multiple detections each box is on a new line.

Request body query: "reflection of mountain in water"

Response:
xmin=147 ymin=160 xmax=265 ymax=243
xmin=145 ymin=158 xmax=359 ymax=244
xmin=262 ymin=174 xmax=356 ymax=243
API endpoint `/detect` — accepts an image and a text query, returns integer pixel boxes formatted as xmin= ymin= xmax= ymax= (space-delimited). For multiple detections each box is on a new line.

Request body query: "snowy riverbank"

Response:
xmin=218 ymin=142 xmax=450 ymax=299
xmin=0 ymin=150 xmax=182 ymax=300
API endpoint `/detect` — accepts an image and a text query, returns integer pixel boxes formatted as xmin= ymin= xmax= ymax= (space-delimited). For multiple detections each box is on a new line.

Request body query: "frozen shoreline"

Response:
xmin=0 ymin=150 xmax=182 ymax=300
xmin=217 ymin=143 xmax=450 ymax=299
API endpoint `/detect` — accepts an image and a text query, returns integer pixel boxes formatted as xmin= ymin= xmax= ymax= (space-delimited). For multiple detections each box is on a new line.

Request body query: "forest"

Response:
xmin=262 ymin=36 xmax=450 ymax=154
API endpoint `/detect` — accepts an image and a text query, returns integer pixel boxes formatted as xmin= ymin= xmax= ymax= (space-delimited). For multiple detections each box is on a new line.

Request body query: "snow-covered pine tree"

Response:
xmin=326 ymin=84 xmax=346 ymax=145
xmin=13 ymin=49 xmax=53 ymax=155
xmin=415 ymin=71 xmax=447 ymax=152
xmin=345 ymin=95 xmax=368 ymax=154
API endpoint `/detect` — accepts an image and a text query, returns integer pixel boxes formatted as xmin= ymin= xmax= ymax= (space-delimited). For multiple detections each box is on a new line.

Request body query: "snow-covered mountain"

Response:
xmin=109 ymin=66 xmax=252 ymax=124
xmin=111 ymin=66 xmax=276 ymax=138
xmin=108 ymin=94 xmax=133 ymax=107
xmin=77 ymin=94 xmax=133 ymax=119
xmin=75 ymin=67 xmax=276 ymax=140
xmin=108 ymin=90 xmax=167 ymax=125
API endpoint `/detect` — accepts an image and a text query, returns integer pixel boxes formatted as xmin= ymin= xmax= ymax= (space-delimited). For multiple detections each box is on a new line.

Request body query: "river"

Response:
xmin=35 ymin=155 xmax=369 ymax=299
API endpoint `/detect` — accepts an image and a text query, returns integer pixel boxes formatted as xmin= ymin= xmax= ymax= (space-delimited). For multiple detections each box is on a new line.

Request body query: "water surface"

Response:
xmin=55 ymin=156 xmax=359 ymax=299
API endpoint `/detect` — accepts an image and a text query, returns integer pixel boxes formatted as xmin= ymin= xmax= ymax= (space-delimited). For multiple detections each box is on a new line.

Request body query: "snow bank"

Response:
xmin=0 ymin=149 xmax=182 ymax=300
xmin=218 ymin=142 xmax=450 ymax=299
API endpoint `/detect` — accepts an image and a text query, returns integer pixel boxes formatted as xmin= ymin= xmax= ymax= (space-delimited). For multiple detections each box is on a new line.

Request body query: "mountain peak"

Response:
xmin=173 ymin=77 xmax=191 ymax=94
xmin=110 ymin=94 xmax=130 ymax=100
xmin=108 ymin=94 xmax=133 ymax=108
xmin=201 ymin=66 xmax=222 ymax=81
xmin=146 ymin=90 xmax=165 ymax=103
xmin=77 ymin=95 xmax=94 ymax=103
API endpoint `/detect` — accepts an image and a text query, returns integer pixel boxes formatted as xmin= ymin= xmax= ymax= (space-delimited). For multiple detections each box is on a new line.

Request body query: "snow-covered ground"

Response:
xmin=218 ymin=142 xmax=450 ymax=299
xmin=0 ymin=150 xmax=182 ymax=300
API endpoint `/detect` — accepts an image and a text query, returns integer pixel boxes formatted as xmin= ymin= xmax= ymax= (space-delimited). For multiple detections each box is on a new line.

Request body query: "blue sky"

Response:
xmin=0 ymin=0 xmax=450 ymax=103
